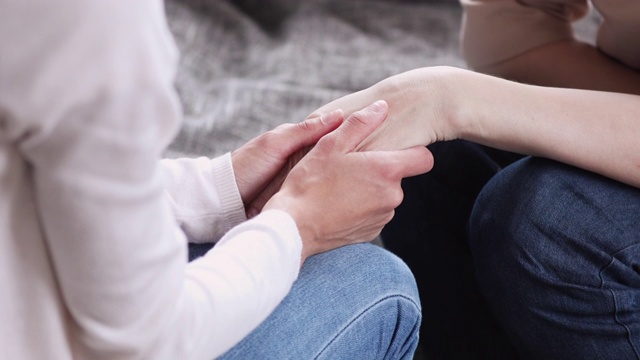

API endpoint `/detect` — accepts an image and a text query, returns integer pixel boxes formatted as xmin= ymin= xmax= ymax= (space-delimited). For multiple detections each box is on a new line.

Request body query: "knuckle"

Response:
xmin=390 ymin=188 xmax=405 ymax=207
xmin=259 ymin=123 xmax=298 ymax=147
xmin=349 ymin=110 xmax=370 ymax=127
xmin=316 ymin=133 xmax=338 ymax=149
xmin=256 ymin=130 xmax=278 ymax=147
xmin=383 ymin=164 xmax=402 ymax=181
xmin=381 ymin=165 xmax=403 ymax=183
xmin=388 ymin=160 xmax=415 ymax=181
xmin=295 ymin=120 xmax=315 ymax=132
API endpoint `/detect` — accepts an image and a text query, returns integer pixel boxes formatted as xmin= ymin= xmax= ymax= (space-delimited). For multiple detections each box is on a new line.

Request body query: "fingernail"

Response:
xmin=321 ymin=109 xmax=343 ymax=124
xmin=367 ymin=100 xmax=388 ymax=114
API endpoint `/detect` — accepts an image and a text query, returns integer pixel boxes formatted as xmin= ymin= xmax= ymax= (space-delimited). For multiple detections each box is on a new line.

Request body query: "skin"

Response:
xmin=231 ymin=109 xmax=344 ymax=218
xmin=232 ymin=101 xmax=434 ymax=264
xmin=308 ymin=66 xmax=640 ymax=188
xmin=477 ymin=40 xmax=640 ymax=96
xmin=231 ymin=26 xmax=640 ymax=265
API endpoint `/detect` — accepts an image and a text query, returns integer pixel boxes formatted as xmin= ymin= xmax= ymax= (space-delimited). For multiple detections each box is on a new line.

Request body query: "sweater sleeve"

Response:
xmin=0 ymin=0 xmax=301 ymax=358
xmin=460 ymin=0 xmax=589 ymax=69
xmin=161 ymin=154 xmax=247 ymax=243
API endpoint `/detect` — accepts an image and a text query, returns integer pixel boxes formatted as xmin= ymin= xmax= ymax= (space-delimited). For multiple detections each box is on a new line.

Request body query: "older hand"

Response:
xmin=308 ymin=66 xmax=466 ymax=152
xmin=264 ymin=100 xmax=434 ymax=263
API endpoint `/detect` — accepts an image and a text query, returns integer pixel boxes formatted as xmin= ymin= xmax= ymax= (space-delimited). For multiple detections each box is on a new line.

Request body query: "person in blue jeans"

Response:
xmin=470 ymin=157 xmax=640 ymax=359
xmin=190 ymin=242 xmax=421 ymax=359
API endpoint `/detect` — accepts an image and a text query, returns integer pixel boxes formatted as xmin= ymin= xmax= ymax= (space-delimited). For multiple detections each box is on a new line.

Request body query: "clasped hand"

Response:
xmin=232 ymin=100 xmax=433 ymax=263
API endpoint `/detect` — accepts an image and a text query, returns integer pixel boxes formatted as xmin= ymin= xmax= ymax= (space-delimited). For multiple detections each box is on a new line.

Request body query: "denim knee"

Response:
xmin=220 ymin=243 xmax=422 ymax=360
xmin=467 ymin=157 xmax=614 ymax=290
xmin=468 ymin=157 xmax=640 ymax=359
xmin=308 ymin=244 xmax=421 ymax=359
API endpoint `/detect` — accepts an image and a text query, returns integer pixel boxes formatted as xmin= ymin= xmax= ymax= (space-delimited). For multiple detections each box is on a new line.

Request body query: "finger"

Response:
xmin=246 ymin=161 xmax=291 ymax=218
xmin=278 ymin=110 xmax=344 ymax=156
xmin=322 ymin=100 xmax=389 ymax=153
xmin=374 ymin=145 xmax=434 ymax=179
xmin=299 ymin=108 xmax=343 ymax=134
xmin=306 ymin=88 xmax=372 ymax=120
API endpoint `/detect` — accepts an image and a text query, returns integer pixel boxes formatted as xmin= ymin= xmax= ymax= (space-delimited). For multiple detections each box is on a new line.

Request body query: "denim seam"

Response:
xmin=313 ymin=294 xmax=421 ymax=360
xmin=598 ymin=258 xmax=640 ymax=359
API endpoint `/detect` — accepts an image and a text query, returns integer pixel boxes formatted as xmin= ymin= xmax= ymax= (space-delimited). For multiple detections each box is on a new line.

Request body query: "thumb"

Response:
xmin=322 ymin=100 xmax=389 ymax=153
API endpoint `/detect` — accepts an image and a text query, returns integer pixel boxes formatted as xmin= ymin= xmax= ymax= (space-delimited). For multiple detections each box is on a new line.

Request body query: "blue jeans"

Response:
xmin=189 ymin=242 xmax=421 ymax=359
xmin=469 ymin=157 xmax=640 ymax=359
xmin=381 ymin=140 xmax=521 ymax=358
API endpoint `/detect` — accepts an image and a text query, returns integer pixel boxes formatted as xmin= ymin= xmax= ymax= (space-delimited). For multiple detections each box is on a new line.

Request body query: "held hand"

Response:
xmin=308 ymin=66 xmax=466 ymax=152
xmin=264 ymin=100 xmax=434 ymax=263
xmin=231 ymin=110 xmax=344 ymax=216
xmin=244 ymin=144 xmax=309 ymax=219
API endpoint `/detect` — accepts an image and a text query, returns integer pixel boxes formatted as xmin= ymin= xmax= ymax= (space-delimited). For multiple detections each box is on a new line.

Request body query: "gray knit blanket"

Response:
xmin=165 ymin=0 xmax=600 ymax=159
xmin=164 ymin=0 xmax=465 ymax=158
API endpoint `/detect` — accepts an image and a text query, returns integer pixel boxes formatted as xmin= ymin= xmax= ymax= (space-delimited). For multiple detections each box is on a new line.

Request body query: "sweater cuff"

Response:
xmin=210 ymin=153 xmax=247 ymax=232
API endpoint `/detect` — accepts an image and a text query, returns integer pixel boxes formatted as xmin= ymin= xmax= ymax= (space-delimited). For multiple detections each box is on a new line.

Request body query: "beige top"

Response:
xmin=461 ymin=0 xmax=640 ymax=70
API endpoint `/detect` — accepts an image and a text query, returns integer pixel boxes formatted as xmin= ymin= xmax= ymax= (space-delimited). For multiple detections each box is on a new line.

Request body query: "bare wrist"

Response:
xmin=446 ymin=69 xmax=500 ymax=143
xmin=404 ymin=66 xmax=477 ymax=144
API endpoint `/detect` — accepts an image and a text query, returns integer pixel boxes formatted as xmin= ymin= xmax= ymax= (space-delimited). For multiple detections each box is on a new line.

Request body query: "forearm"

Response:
xmin=310 ymin=65 xmax=640 ymax=187
xmin=454 ymin=70 xmax=640 ymax=187
xmin=183 ymin=210 xmax=302 ymax=358
xmin=478 ymin=40 xmax=640 ymax=96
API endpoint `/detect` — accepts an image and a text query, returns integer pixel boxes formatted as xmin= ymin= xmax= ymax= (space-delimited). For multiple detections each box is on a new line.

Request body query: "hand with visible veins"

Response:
xmin=264 ymin=100 xmax=434 ymax=263
xmin=231 ymin=110 xmax=344 ymax=218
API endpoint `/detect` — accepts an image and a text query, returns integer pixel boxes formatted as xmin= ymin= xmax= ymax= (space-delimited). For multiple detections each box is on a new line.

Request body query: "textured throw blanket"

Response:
xmin=165 ymin=0 xmax=599 ymax=159
xmin=164 ymin=0 xmax=465 ymax=159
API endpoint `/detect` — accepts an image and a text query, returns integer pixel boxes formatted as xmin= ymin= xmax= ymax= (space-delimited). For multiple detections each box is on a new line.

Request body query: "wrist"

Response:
xmin=446 ymin=69 xmax=502 ymax=144
xmin=434 ymin=67 xmax=480 ymax=142
xmin=406 ymin=66 xmax=471 ymax=143
xmin=451 ymin=69 xmax=546 ymax=156
xmin=264 ymin=192 xmax=318 ymax=256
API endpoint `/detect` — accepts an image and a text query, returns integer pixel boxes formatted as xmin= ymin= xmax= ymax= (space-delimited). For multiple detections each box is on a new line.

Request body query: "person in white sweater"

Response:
xmin=0 ymin=0 xmax=432 ymax=359
xmin=309 ymin=0 xmax=640 ymax=358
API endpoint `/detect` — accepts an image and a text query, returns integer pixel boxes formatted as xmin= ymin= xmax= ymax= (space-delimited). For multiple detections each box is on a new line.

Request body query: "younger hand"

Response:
xmin=308 ymin=66 xmax=466 ymax=152
xmin=231 ymin=110 xmax=344 ymax=217
xmin=264 ymin=100 xmax=434 ymax=263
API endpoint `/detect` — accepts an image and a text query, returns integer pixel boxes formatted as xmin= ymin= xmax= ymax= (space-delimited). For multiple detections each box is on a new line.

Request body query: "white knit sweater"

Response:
xmin=0 ymin=0 xmax=302 ymax=359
